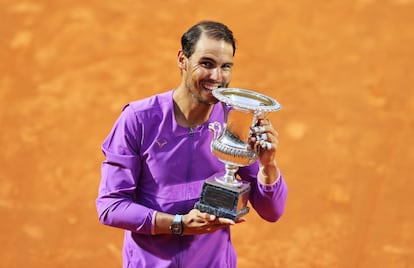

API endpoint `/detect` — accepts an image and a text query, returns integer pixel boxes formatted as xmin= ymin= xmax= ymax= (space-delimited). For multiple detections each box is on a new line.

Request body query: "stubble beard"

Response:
xmin=186 ymin=81 xmax=219 ymax=106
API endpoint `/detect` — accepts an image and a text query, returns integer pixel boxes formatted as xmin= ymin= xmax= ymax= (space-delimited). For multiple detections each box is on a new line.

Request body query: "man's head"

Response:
xmin=181 ymin=21 xmax=236 ymax=59
xmin=177 ymin=21 xmax=235 ymax=106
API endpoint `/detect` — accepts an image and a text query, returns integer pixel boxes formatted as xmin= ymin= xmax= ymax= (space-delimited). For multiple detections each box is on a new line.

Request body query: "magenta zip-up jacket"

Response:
xmin=96 ymin=90 xmax=288 ymax=268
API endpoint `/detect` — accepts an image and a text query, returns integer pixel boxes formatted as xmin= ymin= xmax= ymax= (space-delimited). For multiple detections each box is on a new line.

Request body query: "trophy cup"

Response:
xmin=194 ymin=88 xmax=281 ymax=220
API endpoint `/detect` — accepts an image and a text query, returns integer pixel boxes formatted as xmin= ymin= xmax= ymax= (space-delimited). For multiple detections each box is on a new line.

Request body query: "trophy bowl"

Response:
xmin=194 ymin=88 xmax=281 ymax=220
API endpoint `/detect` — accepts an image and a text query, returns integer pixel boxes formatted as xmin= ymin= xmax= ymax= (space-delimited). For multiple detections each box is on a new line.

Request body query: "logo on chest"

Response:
xmin=154 ymin=139 xmax=168 ymax=148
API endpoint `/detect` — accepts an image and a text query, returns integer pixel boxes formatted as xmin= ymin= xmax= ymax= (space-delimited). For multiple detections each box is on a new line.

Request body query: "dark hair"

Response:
xmin=181 ymin=21 xmax=236 ymax=58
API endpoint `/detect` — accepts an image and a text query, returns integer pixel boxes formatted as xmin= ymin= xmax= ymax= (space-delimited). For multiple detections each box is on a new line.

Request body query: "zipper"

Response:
xmin=186 ymin=127 xmax=194 ymax=199
xmin=177 ymin=127 xmax=195 ymax=268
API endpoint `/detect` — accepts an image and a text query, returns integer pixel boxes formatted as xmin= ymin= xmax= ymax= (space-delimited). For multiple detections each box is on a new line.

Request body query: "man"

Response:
xmin=96 ymin=20 xmax=288 ymax=268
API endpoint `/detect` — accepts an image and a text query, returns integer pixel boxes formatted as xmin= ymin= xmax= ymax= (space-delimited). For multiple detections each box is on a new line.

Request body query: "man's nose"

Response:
xmin=210 ymin=68 xmax=223 ymax=81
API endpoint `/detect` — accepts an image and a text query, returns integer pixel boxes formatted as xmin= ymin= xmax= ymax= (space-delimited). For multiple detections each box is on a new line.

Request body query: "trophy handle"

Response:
xmin=209 ymin=121 xmax=222 ymax=140
xmin=252 ymin=111 xmax=267 ymax=128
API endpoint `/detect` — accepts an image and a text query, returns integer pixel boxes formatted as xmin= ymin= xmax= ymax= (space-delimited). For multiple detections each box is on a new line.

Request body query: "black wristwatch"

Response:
xmin=170 ymin=214 xmax=183 ymax=235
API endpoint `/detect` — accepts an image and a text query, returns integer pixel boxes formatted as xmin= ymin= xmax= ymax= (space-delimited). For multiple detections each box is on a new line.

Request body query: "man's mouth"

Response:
xmin=201 ymin=82 xmax=222 ymax=92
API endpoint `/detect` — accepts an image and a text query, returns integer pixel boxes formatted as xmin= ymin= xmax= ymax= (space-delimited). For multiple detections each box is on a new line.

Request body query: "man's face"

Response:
xmin=181 ymin=34 xmax=234 ymax=105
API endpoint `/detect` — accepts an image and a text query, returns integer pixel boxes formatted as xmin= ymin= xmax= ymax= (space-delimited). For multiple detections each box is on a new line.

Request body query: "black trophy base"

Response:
xmin=194 ymin=177 xmax=251 ymax=221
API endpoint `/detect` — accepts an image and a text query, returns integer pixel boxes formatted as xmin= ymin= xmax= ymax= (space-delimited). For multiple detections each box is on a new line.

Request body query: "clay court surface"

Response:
xmin=1 ymin=1 xmax=414 ymax=267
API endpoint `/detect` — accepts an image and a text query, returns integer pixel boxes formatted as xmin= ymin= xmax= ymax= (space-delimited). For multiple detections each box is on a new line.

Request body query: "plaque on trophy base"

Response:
xmin=194 ymin=88 xmax=281 ymax=220
xmin=194 ymin=176 xmax=251 ymax=221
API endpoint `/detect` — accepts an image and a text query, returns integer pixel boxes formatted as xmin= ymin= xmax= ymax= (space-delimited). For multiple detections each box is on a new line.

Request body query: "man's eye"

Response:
xmin=201 ymin=62 xmax=214 ymax=68
xmin=221 ymin=65 xmax=232 ymax=72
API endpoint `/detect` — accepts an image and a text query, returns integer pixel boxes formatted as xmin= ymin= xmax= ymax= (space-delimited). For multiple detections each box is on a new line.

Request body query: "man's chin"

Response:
xmin=201 ymin=96 xmax=219 ymax=106
xmin=206 ymin=92 xmax=219 ymax=104
xmin=212 ymin=97 xmax=219 ymax=104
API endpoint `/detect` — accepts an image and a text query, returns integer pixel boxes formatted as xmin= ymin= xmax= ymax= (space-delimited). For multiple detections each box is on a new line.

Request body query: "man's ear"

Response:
xmin=177 ymin=50 xmax=187 ymax=70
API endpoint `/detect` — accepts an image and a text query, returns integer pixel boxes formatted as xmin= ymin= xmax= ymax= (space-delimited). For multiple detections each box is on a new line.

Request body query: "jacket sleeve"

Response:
xmin=238 ymin=164 xmax=288 ymax=222
xmin=96 ymin=104 xmax=154 ymax=234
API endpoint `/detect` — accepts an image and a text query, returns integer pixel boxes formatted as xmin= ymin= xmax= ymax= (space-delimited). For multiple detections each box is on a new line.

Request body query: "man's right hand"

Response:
xmin=181 ymin=209 xmax=246 ymax=235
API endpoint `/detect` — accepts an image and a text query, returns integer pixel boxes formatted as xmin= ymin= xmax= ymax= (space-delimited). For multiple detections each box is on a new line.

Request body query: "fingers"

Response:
xmin=199 ymin=212 xmax=235 ymax=225
xmin=217 ymin=217 xmax=235 ymax=225
xmin=250 ymin=119 xmax=278 ymax=152
xmin=196 ymin=211 xmax=216 ymax=222
xmin=185 ymin=210 xmax=240 ymax=234
xmin=257 ymin=132 xmax=268 ymax=141
xmin=260 ymin=140 xmax=272 ymax=150
xmin=235 ymin=217 xmax=247 ymax=223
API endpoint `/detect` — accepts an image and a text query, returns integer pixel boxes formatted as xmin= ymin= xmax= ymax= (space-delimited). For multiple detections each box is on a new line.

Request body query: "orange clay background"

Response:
xmin=1 ymin=1 xmax=414 ymax=267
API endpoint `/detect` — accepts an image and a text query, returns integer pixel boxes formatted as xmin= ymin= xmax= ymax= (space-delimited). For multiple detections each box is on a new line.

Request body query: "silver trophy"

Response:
xmin=194 ymin=88 xmax=281 ymax=220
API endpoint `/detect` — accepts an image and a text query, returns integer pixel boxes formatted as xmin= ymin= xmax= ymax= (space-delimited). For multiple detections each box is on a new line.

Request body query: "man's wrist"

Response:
xmin=151 ymin=210 xmax=158 ymax=235
xmin=169 ymin=214 xmax=184 ymax=235
xmin=258 ymin=165 xmax=280 ymax=185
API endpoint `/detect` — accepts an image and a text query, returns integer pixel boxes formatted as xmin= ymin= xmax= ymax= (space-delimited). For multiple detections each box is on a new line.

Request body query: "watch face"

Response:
xmin=171 ymin=223 xmax=181 ymax=235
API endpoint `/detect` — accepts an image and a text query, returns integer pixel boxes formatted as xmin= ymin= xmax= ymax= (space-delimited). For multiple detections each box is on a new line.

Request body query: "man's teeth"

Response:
xmin=203 ymin=84 xmax=220 ymax=91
